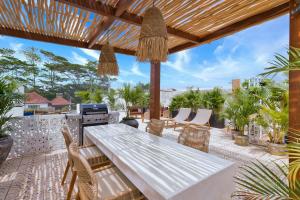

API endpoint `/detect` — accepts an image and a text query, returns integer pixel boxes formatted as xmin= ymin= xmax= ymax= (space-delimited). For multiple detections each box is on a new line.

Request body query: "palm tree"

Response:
xmin=107 ymin=89 xmax=117 ymax=110
xmin=259 ymin=47 xmax=300 ymax=77
xmin=118 ymin=83 xmax=132 ymax=118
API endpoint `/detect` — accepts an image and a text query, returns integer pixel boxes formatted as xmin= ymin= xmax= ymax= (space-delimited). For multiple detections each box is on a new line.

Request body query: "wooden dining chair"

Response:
xmin=68 ymin=142 xmax=145 ymax=200
xmin=178 ymin=125 xmax=211 ymax=153
xmin=61 ymin=125 xmax=110 ymax=200
xmin=146 ymin=119 xmax=165 ymax=137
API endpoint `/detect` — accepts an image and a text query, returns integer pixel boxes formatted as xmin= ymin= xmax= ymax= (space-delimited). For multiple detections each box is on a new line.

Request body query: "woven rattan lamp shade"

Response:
xmin=136 ymin=6 xmax=168 ymax=62
xmin=98 ymin=43 xmax=119 ymax=76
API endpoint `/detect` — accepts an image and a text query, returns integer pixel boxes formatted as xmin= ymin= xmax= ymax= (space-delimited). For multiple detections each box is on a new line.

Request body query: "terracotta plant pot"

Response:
xmin=231 ymin=130 xmax=240 ymax=140
xmin=120 ymin=118 xmax=139 ymax=128
xmin=267 ymin=143 xmax=286 ymax=156
xmin=0 ymin=135 xmax=13 ymax=166
xmin=235 ymin=135 xmax=249 ymax=146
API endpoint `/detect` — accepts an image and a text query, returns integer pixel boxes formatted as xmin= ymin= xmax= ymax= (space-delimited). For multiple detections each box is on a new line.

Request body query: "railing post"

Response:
xmin=150 ymin=61 xmax=161 ymax=120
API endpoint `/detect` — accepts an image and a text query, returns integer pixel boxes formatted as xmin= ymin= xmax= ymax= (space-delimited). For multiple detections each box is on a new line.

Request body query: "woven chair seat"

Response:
xmin=79 ymin=146 xmax=109 ymax=167
xmin=93 ymin=167 xmax=142 ymax=200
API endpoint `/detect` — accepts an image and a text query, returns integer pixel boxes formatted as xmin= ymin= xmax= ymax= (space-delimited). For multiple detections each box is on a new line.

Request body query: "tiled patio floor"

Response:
xmin=0 ymin=149 xmax=73 ymax=200
xmin=0 ymin=121 xmax=287 ymax=200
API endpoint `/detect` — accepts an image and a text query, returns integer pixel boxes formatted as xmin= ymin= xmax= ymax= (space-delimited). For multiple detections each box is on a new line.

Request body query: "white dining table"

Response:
xmin=85 ymin=124 xmax=236 ymax=200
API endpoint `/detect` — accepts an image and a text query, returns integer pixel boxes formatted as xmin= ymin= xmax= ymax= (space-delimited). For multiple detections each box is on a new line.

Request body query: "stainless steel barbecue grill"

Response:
xmin=79 ymin=104 xmax=108 ymax=145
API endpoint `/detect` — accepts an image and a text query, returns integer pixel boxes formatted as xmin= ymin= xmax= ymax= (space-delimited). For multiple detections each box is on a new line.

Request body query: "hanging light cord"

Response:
xmin=106 ymin=29 xmax=110 ymax=44
xmin=152 ymin=0 xmax=156 ymax=7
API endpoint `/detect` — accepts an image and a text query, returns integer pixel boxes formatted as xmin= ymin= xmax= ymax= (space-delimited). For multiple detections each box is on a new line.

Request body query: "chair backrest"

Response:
xmin=61 ymin=125 xmax=73 ymax=148
xmin=69 ymin=142 xmax=97 ymax=200
xmin=190 ymin=109 xmax=212 ymax=125
xmin=178 ymin=125 xmax=211 ymax=152
xmin=144 ymin=111 xmax=150 ymax=120
xmin=148 ymin=119 xmax=165 ymax=137
xmin=162 ymin=110 xmax=170 ymax=118
xmin=174 ymin=108 xmax=191 ymax=121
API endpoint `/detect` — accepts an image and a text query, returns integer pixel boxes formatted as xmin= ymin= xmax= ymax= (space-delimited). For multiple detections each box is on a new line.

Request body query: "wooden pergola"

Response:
xmin=0 ymin=0 xmax=299 ymax=135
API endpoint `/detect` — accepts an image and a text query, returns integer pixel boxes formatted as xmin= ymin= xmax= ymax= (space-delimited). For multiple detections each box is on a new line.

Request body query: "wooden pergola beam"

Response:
xmin=55 ymin=0 xmax=201 ymax=44
xmin=289 ymin=0 xmax=300 ymax=140
xmin=150 ymin=61 xmax=161 ymax=120
xmin=0 ymin=27 xmax=136 ymax=56
xmin=169 ymin=2 xmax=290 ymax=54
xmin=88 ymin=0 xmax=135 ymax=48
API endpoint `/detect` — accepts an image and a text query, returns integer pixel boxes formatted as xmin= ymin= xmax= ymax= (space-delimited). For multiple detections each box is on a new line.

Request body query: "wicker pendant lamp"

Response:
xmin=136 ymin=1 xmax=168 ymax=62
xmin=98 ymin=31 xmax=119 ymax=76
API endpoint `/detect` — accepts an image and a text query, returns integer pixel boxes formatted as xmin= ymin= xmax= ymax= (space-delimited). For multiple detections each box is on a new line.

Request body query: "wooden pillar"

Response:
xmin=289 ymin=0 xmax=300 ymax=138
xmin=150 ymin=61 xmax=160 ymax=120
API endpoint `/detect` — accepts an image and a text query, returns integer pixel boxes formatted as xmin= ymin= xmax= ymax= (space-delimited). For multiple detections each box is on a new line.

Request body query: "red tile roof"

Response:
xmin=51 ymin=96 xmax=71 ymax=106
xmin=25 ymin=91 xmax=50 ymax=104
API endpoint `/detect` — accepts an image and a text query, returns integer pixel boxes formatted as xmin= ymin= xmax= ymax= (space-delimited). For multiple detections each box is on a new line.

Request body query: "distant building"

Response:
xmin=232 ymin=79 xmax=240 ymax=92
xmin=25 ymin=91 xmax=50 ymax=109
xmin=50 ymin=94 xmax=71 ymax=110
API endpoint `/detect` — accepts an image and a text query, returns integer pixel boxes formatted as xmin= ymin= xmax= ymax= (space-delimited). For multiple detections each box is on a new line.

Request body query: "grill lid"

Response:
xmin=80 ymin=104 xmax=108 ymax=115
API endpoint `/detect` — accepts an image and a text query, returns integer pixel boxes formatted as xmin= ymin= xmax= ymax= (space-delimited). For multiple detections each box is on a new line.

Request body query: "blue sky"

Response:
xmin=0 ymin=15 xmax=289 ymax=90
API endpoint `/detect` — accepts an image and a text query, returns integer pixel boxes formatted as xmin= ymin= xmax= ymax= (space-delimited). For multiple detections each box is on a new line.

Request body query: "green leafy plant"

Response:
xmin=106 ymin=89 xmax=117 ymax=110
xmin=232 ymin=49 xmax=300 ymax=200
xmin=259 ymin=47 xmax=300 ymax=77
xmin=202 ymin=87 xmax=225 ymax=114
xmin=169 ymin=94 xmax=188 ymax=112
xmin=232 ymin=129 xmax=300 ymax=199
xmin=255 ymin=81 xmax=288 ymax=144
xmin=75 ymin=89 xmax=103 ymax=104
xmin=222 ymin=89 xmax=259 ymax=135
xmin=169 ymin=90 xmax=202 ymax=112
xmin=118 ymin=83 xmax=149 ymax=119
xmin=184 ymin=90 xmax=203 ymax=112
xmin=118 ymin=83 xmax=134 ymax=119
xmin=287 ymin=129 xmax=300 ymax=191
xmin=0 ymin=79 xmax=23 ymax=138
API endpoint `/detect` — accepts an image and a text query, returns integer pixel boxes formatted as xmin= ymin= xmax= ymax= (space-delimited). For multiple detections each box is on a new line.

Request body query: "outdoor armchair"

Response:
xmin=61 ymin=125 xmax=110 ymax=200
xmin=68 ymin=142 xmax=144 ymax=200
xmin=178 ymin=125 xmax=211 ymax=153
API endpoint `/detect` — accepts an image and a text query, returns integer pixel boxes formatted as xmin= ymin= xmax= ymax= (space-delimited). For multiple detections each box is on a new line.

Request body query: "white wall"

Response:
xmin=7 ymin=86 xmax=24 ymax=117
xmin=24 ymin=103 xmax=49 ymax=109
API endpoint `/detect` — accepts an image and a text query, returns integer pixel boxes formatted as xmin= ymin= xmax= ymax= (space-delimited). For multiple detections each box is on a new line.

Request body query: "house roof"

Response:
xmin=25 ymin=92 xmax=50 ymax=104
xmin=50 ymin=96 xmax=71 ymax=106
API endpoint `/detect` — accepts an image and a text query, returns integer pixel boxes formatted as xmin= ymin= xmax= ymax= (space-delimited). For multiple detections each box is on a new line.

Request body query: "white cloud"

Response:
xmin=9 ymin=42 xmax=23 ymax=52
xmin=214 ymin=45 xmax=224 ymax=54
xmin=80 ymin=48 xmax=99 ymax=60
xmin=72 ymin=51 xmax=88 ymax=64
xmin=163 ymin=50 xmax=191 ymax=72
xmin=116 ymin=77 xmax=134 ymax=84
xmin=131 ymin=62 xmax=147 ymax=78
xmin=192 ymin=56 xmax=240 ymax=83
xmin=9 ymin=42 xmax=26 ymax=61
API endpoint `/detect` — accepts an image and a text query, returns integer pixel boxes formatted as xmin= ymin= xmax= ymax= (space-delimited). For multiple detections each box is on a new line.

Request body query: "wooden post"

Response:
xmin=150 ymin=61 xmax=161 ymax=120
xmin=289 ymin=0 xmax=300 ymax=137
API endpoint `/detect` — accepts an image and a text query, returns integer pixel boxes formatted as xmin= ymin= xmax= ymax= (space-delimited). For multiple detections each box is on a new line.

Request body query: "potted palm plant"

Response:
xmin=223 ymin=89 xmax=259 ymax=146
xmin=202 ymin=87 xmax=225 ymax=128
xmin=256 ymin=83 xmax=288 ymax=155
xmin=0 ymin=80 xmax=23 ymax=165
xmin=118 ymin=83 xmax=142 ymax=128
